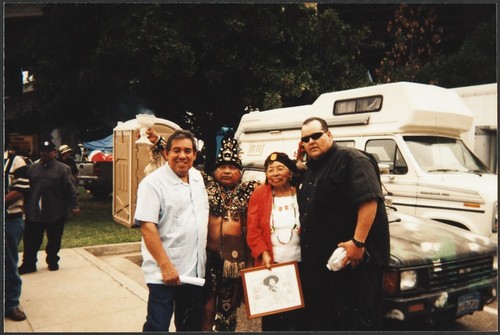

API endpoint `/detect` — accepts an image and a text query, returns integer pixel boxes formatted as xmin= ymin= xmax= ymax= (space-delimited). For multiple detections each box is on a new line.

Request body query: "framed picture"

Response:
xmin=241 ymin=261 xmax=304 ymax=318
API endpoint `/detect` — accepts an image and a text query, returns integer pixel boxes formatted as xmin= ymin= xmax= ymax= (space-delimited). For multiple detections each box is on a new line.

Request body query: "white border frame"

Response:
xmin=241 ymin=261 xmax=304 ymax=318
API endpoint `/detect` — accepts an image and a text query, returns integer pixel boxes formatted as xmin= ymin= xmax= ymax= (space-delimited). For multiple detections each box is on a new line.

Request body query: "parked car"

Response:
xmin=383 ymin=208 xmax=497 ymax=324
xmin=241 ymin=166 xmax=497 ymax=325
xmin=76 ymin=150 xmax=113 ymax=199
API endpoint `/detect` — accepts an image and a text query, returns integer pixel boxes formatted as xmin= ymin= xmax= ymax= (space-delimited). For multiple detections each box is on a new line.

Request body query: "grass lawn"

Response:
xmin=18 ymin=187 xmax=142 ymax=252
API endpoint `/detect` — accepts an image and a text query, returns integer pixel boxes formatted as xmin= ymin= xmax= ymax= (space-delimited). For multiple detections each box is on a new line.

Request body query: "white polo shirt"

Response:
xmin=134 ymin=163 xmax=209 ymax=284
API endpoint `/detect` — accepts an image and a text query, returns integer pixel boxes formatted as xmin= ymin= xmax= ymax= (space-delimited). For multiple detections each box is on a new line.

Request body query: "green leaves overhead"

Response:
xmin=8 ymin=3 xmax=495 ymax=146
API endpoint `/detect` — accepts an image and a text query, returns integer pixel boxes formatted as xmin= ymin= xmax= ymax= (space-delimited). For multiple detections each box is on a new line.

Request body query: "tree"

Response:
xmin=23 ymin=4 xmax=198 ymax=141
xmin=303 ymin=8 xmax=372 ymax=93
xmin=21 ymin=5 xmax=106 ymax=138
xmin=420 ymin=19 xmax=496 ymax=87
xmin=374 ymin=4 xmax=443 ymax=83
xmin=13 ymin=3 xmax=371 ymax=169
xmin=171 ymin=4 xmax=370 ymax=170
xmin=165 ymin=4 xmax=320 ymax=169
xmin=372 ymin=4 xmax=495 ymax=87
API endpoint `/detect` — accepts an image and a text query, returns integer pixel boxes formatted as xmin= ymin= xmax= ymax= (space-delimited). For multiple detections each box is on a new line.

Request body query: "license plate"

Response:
xmin=456 ymin=292 xmax=480 ymax=317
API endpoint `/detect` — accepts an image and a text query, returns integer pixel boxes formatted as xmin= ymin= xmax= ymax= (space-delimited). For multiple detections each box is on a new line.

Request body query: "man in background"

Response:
xmin=4 ymin=143 xmax=30 ymax=321
xmin=18 ymin=140 xmax=80 ymax=274
xmin=57 ymin=144 xmax=79 ymax=183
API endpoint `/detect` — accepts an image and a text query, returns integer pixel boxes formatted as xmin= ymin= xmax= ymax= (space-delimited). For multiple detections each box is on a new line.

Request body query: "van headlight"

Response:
xmin=400 ymin=270 xmax=418 ymax=291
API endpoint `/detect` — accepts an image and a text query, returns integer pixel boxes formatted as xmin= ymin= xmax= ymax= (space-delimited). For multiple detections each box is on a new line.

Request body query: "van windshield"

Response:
xmin=404 ymin=136 xmax=491 ymax=174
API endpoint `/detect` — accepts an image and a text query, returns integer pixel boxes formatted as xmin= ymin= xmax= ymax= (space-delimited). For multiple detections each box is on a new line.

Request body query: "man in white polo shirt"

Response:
xmin=134 ymin=129 xmax=209 ymax=332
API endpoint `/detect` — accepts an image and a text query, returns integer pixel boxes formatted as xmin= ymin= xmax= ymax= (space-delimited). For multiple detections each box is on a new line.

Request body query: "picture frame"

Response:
xmin=241 ymin=261 xmax=304 ymax=318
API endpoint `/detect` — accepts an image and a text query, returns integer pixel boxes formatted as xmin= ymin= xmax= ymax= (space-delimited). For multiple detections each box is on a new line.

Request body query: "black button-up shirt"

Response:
xmin=298 ymin=143 xmax=390 ymax=269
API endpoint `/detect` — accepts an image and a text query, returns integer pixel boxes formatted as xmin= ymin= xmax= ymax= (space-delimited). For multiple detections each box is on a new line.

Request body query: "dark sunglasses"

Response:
xmin=301 ymin=130 xmax=327 ymax=143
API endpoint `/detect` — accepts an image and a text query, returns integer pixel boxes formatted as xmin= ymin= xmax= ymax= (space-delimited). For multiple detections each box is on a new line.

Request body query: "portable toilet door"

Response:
xmin=113 ymin=117 xmax=181 ymax=227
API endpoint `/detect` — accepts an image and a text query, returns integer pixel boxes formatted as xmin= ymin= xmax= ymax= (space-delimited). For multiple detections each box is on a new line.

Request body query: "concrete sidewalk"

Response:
xmin=4 ymin=242 xmax=261 ymax=333
xmin=4 ymin=242 xmax=149 ymax=332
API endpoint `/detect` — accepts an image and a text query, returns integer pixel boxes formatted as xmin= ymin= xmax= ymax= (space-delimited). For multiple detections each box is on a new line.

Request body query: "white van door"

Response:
xmin=361 ymin=137 xmax=419 ymax=216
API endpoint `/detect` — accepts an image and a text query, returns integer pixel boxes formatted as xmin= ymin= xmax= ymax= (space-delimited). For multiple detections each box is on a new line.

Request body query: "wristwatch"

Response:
xmin=352 ymin=237 xmax=365 ymax=248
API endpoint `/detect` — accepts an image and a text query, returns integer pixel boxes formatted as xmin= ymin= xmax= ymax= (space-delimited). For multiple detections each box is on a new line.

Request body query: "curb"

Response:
xmin=83 ymin=241 xmax=141 ymax=256
xmin=74 ymin=244 xmax=148 ymax=302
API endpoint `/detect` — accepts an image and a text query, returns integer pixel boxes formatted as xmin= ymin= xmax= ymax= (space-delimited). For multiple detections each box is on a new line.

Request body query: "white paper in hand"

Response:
xmin=326 ymin=247 xmax=350 ymax=271
xmin=153 ymin=274 xmax=206 ymax=286
xmin=179 ymin=276 xmax=205 ymax=286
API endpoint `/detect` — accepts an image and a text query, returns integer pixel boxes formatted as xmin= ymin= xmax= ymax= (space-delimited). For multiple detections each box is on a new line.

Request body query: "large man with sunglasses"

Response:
xmin=297 ymin=116 xmax=390 ymax=331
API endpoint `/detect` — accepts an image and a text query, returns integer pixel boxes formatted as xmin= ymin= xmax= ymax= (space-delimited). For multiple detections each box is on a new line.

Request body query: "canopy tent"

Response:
xmin=83 ymin=135 xmax=113 ymax=152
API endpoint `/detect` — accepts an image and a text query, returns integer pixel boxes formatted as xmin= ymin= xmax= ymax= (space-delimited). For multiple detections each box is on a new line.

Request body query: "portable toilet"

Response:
xmin=113 ymin=117 xmax=181 ymax=227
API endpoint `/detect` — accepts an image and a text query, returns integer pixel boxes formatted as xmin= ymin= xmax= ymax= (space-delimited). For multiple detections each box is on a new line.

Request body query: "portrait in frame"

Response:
xmin=241 ymin=261 xmax=304 ymax=318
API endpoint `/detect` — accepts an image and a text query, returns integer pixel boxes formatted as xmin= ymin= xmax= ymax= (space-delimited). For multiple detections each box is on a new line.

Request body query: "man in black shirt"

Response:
xmin=297 ymin=116 xmax=390 ymax=331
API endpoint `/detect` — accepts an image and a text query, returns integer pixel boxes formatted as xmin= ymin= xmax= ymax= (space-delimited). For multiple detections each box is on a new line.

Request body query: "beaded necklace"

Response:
xmin=204 ymin=175 xmax=257 ymax=221
xmin=271 ymin=188 xmax=300 ymax=245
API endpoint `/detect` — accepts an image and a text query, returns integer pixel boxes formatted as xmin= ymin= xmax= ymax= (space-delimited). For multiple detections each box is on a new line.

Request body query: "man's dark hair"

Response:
xmin=302 ymin=117 xmax=329 ymax=131
xmin=166 ymin=129 xmax=197 ymax=153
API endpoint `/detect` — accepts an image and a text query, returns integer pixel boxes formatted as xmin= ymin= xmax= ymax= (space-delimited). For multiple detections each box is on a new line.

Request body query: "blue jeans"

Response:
xmin=5 ymin=216 xmax=24 ymax=312
xmin=144 ymin=283 xmax=204 ymax=332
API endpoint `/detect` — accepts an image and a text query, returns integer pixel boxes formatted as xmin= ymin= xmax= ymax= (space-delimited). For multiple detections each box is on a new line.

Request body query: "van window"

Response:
xmin=365 ymin=139 xmax=408 ymax=175
xmin=242 ymin=168 xmax=266 ymax=183
xmin=334 ymin=95 xmax=383 ymax=115
xmin=404 ymin=136 xmax=491 ymax=174
xmin=336 ymin=140 xmax=355 ymax=148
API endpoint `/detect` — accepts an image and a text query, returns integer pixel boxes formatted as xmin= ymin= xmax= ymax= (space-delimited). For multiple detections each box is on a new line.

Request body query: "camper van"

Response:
xmin=235 ymin=82 xmax=497 ymax=240
xmin=452 ymin=83 xmax=497 ymax=173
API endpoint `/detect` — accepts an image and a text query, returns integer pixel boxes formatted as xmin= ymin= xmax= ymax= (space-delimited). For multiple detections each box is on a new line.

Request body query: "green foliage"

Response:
xmin=25 ymin=5 xmax=103 ymax=132
xmin=373 ymin=4 xmax=495 ymax=87
xmin=19 ymin=4 xmax=371 ymax=140
xmin=375 ymin=4 xmax=443 ymax=83
xmin=10 ymin=3 xmax=495 ymax=153
xmin=304 ymin=9 xmax=372 ymax=93
xmin=92 ymin=5 xmax=196 ymax=119
xmin=421 ymin=20 xmax=496 ymax=87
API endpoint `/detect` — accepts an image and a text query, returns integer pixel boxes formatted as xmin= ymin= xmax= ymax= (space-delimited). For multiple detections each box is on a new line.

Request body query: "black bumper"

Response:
xmin=383 ymin=276 xmax=497 ymax=324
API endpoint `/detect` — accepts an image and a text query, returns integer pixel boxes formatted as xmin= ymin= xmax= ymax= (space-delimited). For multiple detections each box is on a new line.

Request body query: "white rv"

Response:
xmin=452 ymin=83 xmax=497 ymax=173
xmin=235 ymin=82 xmax=498 ymax=240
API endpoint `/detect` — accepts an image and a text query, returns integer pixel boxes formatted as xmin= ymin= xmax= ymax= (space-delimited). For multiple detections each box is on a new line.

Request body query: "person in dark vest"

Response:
xmin=18 ymin=140 xmax=80 ymax=274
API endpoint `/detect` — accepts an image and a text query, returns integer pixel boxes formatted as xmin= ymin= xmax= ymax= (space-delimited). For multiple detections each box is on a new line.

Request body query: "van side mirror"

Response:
xmin=384 ymin=195 xmax=394 ymax=207
xmin=379 ymin=164 xmax=390 ymax=175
